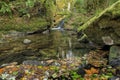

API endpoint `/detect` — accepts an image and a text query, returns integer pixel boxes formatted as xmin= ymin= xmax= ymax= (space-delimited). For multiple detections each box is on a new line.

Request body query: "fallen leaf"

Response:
xmin=0 ymin=68 xmax=5 ymax=74
xmin=85 ymin=67 xmax=99 ymax=75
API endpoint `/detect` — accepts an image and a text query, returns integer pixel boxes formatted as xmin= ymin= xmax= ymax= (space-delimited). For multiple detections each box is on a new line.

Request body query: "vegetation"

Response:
xmin=0 ymin=0 xmax=76 ymax=32
xmin=0 ymin=0 xmax=120 ymax=80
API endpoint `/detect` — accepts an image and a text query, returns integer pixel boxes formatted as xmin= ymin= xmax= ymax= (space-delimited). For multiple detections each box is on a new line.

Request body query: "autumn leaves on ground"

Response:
xmin=0 ymin=50 xmax=117 ymax=80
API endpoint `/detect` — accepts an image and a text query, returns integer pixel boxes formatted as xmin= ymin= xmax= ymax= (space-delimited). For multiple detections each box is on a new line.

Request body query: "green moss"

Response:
xmin=110 ymin=3 xmax=120 ymax=17
xmin=0 ymin=17 xmax=49 ymax=32
xmin=77 ymin=0 xmax=120 ymax=32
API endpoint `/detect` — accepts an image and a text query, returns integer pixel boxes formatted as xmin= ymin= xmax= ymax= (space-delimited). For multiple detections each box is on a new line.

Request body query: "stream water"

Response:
xmin=0 ymin=20 xmax=90 ymax=65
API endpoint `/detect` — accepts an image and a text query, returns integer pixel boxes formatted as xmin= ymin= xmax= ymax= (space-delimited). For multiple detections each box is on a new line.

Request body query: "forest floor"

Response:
xmin=0 ymin=50 xmax=119 ymax=80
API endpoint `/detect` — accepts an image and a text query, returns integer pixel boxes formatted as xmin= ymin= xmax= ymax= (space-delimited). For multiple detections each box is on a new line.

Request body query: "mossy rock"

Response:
xmin=109 ymin=46 xmax=120 ymax=62
xmin=0 ymin=16 xmax=49 ymax=32
xmin=78 ymin=0 xmax=120 ymax=46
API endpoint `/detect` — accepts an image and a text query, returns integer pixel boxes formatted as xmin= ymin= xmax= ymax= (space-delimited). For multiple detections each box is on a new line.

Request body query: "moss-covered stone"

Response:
xmin=0 ymin=17 xmax=48 ymax=32
xmin=78 ymin=0 xmax=120 ymax=46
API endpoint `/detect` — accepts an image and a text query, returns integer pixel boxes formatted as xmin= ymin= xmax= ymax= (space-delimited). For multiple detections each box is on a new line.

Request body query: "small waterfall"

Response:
xmin=51 ymin=19 xmax=64 ymax=31
xmin=66 ymin=38 xmax=74 ymax=60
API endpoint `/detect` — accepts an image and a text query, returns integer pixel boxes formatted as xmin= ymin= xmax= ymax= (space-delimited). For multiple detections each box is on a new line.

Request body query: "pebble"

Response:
xmin=33 ymin=78 xmax=39 ymax=80
xmin=102 ymin=36 xmax=114 ymax=45
xmin=23 ymin=39 xmax=31 ymax=44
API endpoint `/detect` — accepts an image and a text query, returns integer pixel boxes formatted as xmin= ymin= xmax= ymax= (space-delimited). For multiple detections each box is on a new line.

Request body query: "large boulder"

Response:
xmin=78 ymin=0 xmax=120 ymax=46
xmin=109 ymin=46 xmax=120 ymax=67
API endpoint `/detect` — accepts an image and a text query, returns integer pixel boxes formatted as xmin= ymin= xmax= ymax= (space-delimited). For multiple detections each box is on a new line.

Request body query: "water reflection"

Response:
xmin=0 ymin=27 xmax=89 ymax=65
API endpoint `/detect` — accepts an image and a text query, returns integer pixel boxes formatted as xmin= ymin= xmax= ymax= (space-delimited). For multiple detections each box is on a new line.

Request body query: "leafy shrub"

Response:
xmin=0 ymin=1 xmax=12 ymax=15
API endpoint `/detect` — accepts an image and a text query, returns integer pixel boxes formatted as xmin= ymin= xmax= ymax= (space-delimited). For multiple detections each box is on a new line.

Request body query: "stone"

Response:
xmin=33 ymin=78 xmax=39 ymax=80
xmin=23 ymin=39 xmax=31 ymax=44
xmin=109 ymin=58 xmax=120 ymax=67
xmin=102 ymin=36 xmax=114 ymax=45
xmin=22 ymin=60 xmax=41 ymax=66
xmin=109 ymin=46 xmax=120 ymax=67
xmin=9 ymin=30 xmax=25 ymax=37
xmin=22 ymin=60 xmax=49 ymax=66
xmin=109 ymin=76 xmax=120 ymax=80
xmin=51 ymin=61 xmax=61 ymax=66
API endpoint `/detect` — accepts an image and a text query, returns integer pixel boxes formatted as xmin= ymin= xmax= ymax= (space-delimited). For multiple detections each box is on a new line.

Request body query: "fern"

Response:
xmin=0 ymin=1 xmax=12 ymax=14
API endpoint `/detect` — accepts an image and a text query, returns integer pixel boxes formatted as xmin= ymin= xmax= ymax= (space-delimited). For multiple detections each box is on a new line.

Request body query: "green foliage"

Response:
xmin=26 ymin=0 xmax=35 ymax=8
xmin=100 ymin=73 xmax=113 ymax=79
xmin=70 ymin=70 xmax=84 ymax=80
xmin=0 ymin=1 xmax=12 ymax=15
xmin=44 ymin=0 xmax=56 ymax=25
xmin=74 ymin=0 xmax=86 ymax=13
xmin=0 ymin=0 xmax=38 ymax=17
xmin=109 ymin=0 xmax=119 ymax=5
xmin=75 ymin=0 xmax=84 ymax=8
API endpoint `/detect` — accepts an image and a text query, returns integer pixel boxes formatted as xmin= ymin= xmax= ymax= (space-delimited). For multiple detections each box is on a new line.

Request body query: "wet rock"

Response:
xmin=109 ymin=46 xmax=120 ymax=67
xmin=77 ymin=64 xmax=98 ymax=77
xmin=22 ymin=60 xmax=41 ymax=66
xmin=42 ymin=30 xmax=50 ymax=34
xmin=0 ymin=78 xmax=2 ymax=80
xmin=51 ymin=62 xmax=61 ymax=66
xmin=77 ymin=64 xmax=86 ymax=77
xmin=109 ymin=76 xmax=120 ymax=80
xmin=23 ymin=39 xmax=31 ymax=44
xmin=22 ymin=60 xmax=48 ymax=66
xmin=0 ymin=62 xmax=18 ymax=68
xmin=9 ymin=30 xmax=25 ymax=38
xmin=0 ymin=64 xmax=8 ymax=68
xmin=109 ymin=46 xmax=120 ymax=61
xmin=1 ymin=31 xmax=25 ymax=40
xmin=109 ymin=58 xmax=120 ymax=67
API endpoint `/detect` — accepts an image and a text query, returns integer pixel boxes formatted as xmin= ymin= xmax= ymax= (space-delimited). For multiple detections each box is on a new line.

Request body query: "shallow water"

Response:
xmin=0 ymin=29 xmax=90 ymax=65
